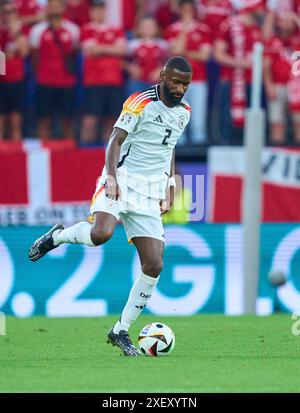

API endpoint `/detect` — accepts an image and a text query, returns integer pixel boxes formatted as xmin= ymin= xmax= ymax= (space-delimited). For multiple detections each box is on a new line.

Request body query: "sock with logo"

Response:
xmin=52 ymin=222 xmax=96 ymax=247
xmin=113 ymin=271 xmax=159 ymax=334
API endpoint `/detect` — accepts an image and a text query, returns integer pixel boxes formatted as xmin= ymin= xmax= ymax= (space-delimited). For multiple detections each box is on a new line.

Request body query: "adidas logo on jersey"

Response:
xmin=153 ymin=115 xmax=163 ymax=124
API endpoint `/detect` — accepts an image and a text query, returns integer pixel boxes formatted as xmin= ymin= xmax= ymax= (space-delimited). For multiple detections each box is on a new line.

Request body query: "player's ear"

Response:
xmin=160 ymin=70 xmax=165 ymax=82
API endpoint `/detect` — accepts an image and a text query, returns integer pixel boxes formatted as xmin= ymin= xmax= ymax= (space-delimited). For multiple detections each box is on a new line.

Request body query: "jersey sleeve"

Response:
xmin=201 ymin=23 xmax=212 ymax=46
xmin=29 ymin=22 xmax=46 ymax=48
xmin=179 ymin=101 xmax=192 ymax=133
xmin=64 ymin=21 xmax=80 ymax=48
xmin=184 ymin=110 xmax=191 ymax=131
xmin=114 ymin=92 xmax=151 ymax=134
xmin=215 ymin=19 xmax=230 ymax=43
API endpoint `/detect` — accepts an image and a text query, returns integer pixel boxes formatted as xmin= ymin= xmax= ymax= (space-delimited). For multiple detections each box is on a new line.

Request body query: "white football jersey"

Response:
xmin=102 ymin=84 xmax=191 ymax=199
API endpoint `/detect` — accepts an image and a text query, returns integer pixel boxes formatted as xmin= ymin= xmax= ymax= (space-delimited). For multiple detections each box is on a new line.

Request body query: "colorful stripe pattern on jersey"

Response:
xmin=124 ymin=90 xmax=158 ymax=115
xmin=180 ymin=100 xmax=191 ymax=112
xmin=116 ymin=86 xmax=159 ymax=134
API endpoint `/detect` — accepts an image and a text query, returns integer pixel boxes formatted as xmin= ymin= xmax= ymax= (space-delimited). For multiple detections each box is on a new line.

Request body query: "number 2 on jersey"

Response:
xmin=162 ymin=129 xmax=172 ymax=145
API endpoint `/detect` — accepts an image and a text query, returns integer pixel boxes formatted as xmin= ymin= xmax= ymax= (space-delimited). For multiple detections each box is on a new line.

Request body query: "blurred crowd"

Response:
xmin=1 ymin=0 xmax=300 ymax=147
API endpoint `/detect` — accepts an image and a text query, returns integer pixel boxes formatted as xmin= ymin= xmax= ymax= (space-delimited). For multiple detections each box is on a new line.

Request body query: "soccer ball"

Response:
xmin=138 ymin=322 xmax=175 ymax=356
xmin=268 ymin=270 xmax=287 ymax=287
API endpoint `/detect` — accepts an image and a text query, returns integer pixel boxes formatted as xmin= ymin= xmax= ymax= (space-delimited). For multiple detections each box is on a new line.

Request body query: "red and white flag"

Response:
xmin=209 ymin=146 xmax=300 ymax=222
xmin=0 ymin=145 xmax=105 ymax=225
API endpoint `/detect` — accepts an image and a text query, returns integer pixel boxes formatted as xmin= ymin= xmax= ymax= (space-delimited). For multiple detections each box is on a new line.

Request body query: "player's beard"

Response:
xmin=162 ymin=82 xmax=184 ymax=106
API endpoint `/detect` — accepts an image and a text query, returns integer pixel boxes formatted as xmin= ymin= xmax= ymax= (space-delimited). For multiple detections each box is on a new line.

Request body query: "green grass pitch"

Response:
xmin=1 ymin=315 xmax=299 ymax=393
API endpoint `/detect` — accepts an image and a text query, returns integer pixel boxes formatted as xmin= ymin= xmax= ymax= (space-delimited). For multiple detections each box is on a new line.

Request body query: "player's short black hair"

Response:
xmin=164 ymin=56 xmax=192 ymax=74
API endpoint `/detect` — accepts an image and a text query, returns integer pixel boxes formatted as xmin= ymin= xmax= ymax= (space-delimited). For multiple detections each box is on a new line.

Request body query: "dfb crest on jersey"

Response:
xmin=120 ymin=112 xmax=133 ymax=125
xmin=178 ymin=115 xmax=185 ymax=129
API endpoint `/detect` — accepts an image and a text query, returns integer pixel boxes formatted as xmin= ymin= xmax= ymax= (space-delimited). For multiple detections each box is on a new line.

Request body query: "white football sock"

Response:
xmin=113 ymin=271 xmax=159 ymax=334
xmin=53 ymin=222 xmax=96 ymax=247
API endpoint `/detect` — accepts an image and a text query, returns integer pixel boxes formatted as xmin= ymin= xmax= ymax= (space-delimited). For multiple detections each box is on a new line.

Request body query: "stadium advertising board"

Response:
xmin=0 ymin=224 xmax=300 ymax=317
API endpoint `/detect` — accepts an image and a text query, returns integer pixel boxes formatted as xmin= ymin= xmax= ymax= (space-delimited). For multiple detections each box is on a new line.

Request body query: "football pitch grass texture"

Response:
xmin=1 ymin=315 xmax=299 ymax=393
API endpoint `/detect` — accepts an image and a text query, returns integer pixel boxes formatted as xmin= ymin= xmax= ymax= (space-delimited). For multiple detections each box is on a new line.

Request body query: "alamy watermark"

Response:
xmin=102 ymin=173 xmax=205 ymax=222
xmin=0 ymin=312 xmax=6 ymax=336
xmin=0 ymin=51 xmax=6 ymax=76
xmin=291 ymin=312 xmax=300 ymax=336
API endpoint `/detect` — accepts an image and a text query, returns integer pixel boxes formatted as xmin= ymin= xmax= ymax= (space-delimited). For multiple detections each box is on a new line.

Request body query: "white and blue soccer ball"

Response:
xmin=138 ymin=322 xmax=175 ymax=356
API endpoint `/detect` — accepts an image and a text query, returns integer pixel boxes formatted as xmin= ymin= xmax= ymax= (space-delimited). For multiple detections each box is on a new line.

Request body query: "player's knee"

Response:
xmin=90 ymin=227 xmax=113 ymax=246
xmin=142 ymin=259 xmax=163 ymax=278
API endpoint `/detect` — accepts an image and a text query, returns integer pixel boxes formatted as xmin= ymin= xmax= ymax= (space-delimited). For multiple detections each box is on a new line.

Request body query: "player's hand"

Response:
xmin=105 ymin=177 xmax=120 ymax=201
xmin=160 ymin=199 xmax=169 ymax=215
xmin=237 ymin=57 xmax=252 ymax=70
xmin=160 ymin=187 xmax=175 ymax=215
xmin=82 ymin=40 xmax=98 ymax=56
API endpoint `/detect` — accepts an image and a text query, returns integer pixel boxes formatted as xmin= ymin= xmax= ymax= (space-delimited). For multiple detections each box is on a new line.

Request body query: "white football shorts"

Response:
xmin=90 ymin=179 xmax=165 ymax=243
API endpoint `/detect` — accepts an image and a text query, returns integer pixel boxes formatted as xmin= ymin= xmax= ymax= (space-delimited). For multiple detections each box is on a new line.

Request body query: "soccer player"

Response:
xmin=28 ymin=56 xmax=192 ymax=356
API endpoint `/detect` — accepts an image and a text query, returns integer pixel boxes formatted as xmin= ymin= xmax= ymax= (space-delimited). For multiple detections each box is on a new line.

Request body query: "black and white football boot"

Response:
xmin=28 ymin=224 xmax=64 ymax=262
xmin=107 ymin=328 xmax=141 ymax=357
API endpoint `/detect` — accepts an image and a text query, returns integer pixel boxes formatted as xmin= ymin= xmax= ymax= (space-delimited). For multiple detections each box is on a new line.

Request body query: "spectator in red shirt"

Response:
xmin=264 ymin=12 xmax=300 ymax=144
xmin=13 ymin=0 xmax=45 ymax=35
xmin=64 ymin=0 xmax=90 ymax=28
xmin=0 ymin=1 xmax=29 ymax=141
xmin=214 ymin=0 xmax=264 ymax=143
xmin=165 ymin=0 xmax=212 ymax=145
xmin=80 ymin=0 xmax=127 ymax=144
xmin=294 ymin=0 xmax=300 ymax=14
xmin=29 ymin=0 xmax=80 ymax=141
xmin=99 ymin=0 xmax=146 ymax=33
xmin=126 ymin=16 xmax=169 ymax=97
xmin=197 ymin=1 xmax=234 ymax=145
xmin=198 ymin=0 xmax=234 ymax=40
xmin=155 ymin=0 xmax=179 ymax=32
